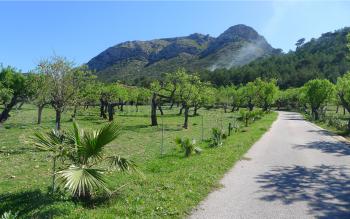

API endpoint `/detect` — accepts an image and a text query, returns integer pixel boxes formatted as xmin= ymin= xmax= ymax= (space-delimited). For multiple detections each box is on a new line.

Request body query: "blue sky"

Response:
xmin=0 ymin=1 xmax=349 ymax=72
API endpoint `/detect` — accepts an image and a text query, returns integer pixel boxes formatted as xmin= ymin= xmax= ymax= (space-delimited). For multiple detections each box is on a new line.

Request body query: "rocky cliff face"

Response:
xmin=87 ymin=24 xmax=279 ymax=82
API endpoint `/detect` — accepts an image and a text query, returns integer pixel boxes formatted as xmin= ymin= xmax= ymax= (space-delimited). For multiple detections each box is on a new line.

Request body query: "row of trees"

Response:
xmin=275 ymin=74 xmax=350 ymax=130
xmin=0 ymin=59 xmax=280 ymax=130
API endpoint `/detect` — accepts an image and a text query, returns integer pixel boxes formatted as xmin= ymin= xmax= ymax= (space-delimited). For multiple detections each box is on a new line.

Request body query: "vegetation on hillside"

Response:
xmin=202 ymin=27 xmax=350 ymax=88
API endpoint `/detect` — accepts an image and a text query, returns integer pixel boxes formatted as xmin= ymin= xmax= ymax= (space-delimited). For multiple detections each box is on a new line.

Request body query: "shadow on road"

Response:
xmin=256 ymin=165 xmax=350 ymax=219
xmin=294 ymin=141 xmax=350 ymax=156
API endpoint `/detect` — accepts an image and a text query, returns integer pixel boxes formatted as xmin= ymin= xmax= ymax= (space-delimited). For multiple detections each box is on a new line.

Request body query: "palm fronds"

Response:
xmin=57 ymin=165 xmax=111 ymax=198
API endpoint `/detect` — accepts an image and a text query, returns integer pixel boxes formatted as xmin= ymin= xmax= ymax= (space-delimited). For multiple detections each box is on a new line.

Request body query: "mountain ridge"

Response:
xmin=87 ymin=24 xmax=280 ymax=82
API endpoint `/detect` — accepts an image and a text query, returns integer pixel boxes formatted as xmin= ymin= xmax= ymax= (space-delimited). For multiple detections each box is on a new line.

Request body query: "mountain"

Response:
xmin=87 ymin=24 xmax=280 ymax=83
xmin=200 ymin=27 xmax=350 ymax=88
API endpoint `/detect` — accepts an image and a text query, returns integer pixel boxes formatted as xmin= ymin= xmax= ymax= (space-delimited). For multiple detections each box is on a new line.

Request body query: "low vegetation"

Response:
xmin=0 ymin=105 xmax=277 ymax=218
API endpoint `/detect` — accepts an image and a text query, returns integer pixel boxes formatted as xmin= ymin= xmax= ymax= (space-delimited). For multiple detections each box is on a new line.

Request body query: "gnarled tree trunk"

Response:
xmin=0 ymin=97 xmax=17 ymax=123
xmin=151 ymin=93 xmax=158 ymax=126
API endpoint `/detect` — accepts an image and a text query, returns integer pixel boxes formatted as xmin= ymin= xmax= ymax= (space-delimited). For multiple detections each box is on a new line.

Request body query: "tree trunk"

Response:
xmin=193 ymin=105 xmax=199 ymax=116
xmin=119 ymin=99 xmax=124 ymax=112
xmin=248 ymin=103 xmax=254 ymax=111
xmin=224 ymin=105 xmax=227 ymax=113
xmin=37 ymin=105 xmax=44 ymax=124
xmin=16 ymin=101 xmax=25 ymax=110
xmin=158 ymin=105 xmax=164 ymax=115
xmin=0 ymin=97 xmax=17 ymax=123
xmin=55 ymin=109 xmax=61 ymax=130
xmin=169 ymin=101 xmax=175 ymax=110
xmin=336 ymin=105 xmax=339 ymax=113
xmin=151 ymin=93 xmax=158 ymax=126
xmin=108 ymin=103 xmax=115 ymax=121
xmin=178 ymin=105 xmax=184 ymax=115
xmin=312 ymin=108 xmax=319 ymax=120
xmin=135 ymin=103 xmax=139 ymax=112
xmin=100 ymin=99 xmax=107 ymax=119
xmin=183 ymin=106 xmax=189 ymax=129
xmin=52 ymin=157 xmax=56 ymax=194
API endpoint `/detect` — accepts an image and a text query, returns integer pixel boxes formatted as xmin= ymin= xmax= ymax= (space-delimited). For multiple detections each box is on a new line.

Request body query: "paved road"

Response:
xmin=190 ymin=111 xmax=350 ymax=219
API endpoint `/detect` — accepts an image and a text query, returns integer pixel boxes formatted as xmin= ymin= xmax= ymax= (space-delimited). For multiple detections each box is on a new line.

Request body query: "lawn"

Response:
xmin=0 ymin=104 xmax=277 ymax=218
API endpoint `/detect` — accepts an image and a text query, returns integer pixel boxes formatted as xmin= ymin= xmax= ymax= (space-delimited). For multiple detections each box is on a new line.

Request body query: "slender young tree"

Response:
xmin=37 ymin=56 xmax=75 ymax=130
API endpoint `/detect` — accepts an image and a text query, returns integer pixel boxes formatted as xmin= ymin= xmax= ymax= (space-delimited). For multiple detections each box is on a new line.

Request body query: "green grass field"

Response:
xmin=0 ymin=105 xmax=277 ymax=218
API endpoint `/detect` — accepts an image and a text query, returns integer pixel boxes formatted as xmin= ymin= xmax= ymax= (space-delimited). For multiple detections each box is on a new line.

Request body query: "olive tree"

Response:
xmin=302 ymin=79 xmax=334 ymax=120
xmin=99 ymin=83 xmax=129 ymax=121
xmin=0 ymin=66 xmax=34 ymax=123
xmin=29 ymin=73 xmax=52 ymax=124
xmin=37 ymin=56 xmax=75 ymax=130
xmin=255 ymin=78 xmax=279 ymax=111
xmin=192 ymin=84 xmax=215 ymax=116
xmin=173 ymin=71 xmax=201 ymax=129
xmin=336 ymin=72 xmax=350 ymax=130
xmin=69 ymin=65 xmax=96 ymax=120
xmin=239 ymin=81 xmax=259 ymax=111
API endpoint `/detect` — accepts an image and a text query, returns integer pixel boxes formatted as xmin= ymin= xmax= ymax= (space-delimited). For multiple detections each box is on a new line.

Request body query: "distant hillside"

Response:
xmin=87 ymin=24 xmax=280 ymax=83
xmin=201 ymin=27 xmax=350 ymax=88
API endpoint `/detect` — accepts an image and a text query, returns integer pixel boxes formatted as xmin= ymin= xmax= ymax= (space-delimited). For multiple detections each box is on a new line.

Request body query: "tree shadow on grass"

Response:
xmin=0 ymin=189 xmax=67 ymax=218
xmin=256 ymin=165 xmax=350 ymax=219
xmin=293 ymin=140 xmax=350 ymax=157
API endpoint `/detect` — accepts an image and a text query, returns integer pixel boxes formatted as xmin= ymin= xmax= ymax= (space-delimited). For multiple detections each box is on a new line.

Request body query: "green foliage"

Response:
xmin=302 ymin=79 xmax=335 ymax=120
xmin=239 ymin=81 xmax=259 ymax=111
xmin=210 ymin=128 xmax=226 ymax=147
xmin=175 ymin=137 xmax=199 ymax=157
xmin=255 ymin=78 xmax=279 ymax=111
xmin=336 ymin=72 xmax=350 ymax=129
xmin=32 ymin=121 xmax=138 ymax=200
xmin=0 ymin=104 xmax=276 ymax=218
xmin=201 ymin=27 xmax=350 ymax=88
xmin=276 ymin=88 xmax=303 ymax=110
xmin=238 ymin=109 xmax=264 ymax=127
xmin=0 ymin=66 xmax=35 ymax=122
xmin=1 ymin=211 xmax=18 ymax=219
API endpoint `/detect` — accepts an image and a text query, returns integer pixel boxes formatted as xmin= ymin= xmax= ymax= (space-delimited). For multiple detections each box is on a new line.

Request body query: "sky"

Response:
xmin=0 ymin=1 xmax=349 ymax=72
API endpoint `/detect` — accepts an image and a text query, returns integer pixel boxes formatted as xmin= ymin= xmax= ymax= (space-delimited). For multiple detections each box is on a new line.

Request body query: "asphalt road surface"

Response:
xmin=190 ymin=111 xmax=350 ymax=219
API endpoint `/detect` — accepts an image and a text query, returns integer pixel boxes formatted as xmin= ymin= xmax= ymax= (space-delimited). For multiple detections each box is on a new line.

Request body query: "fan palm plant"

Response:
xmin=32 ymin=129 xmax=67 ymax=194
xmin=210 ymin=128 xmax=226 ymax=147
xmin=175 ymin=137 xmax=201 ymax=157
xmin=32 ymin=121 xmax=139 ymax=201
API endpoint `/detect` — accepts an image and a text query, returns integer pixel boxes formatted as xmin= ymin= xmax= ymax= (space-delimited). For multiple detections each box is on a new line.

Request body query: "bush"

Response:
xmin=238 ymin=109 xmax=265 ymax=126
xmin=175 ymin=137 xmax=200 ymax=157
xmin=210 ymin=128 xmax=226 ymax=147
xmin=228 ymin=118 xmax=241 ymax=135
xmin=1 ymin=211 xmax=18 ymax=219
xmin=325 ymin=115 xmax=348 ymax=131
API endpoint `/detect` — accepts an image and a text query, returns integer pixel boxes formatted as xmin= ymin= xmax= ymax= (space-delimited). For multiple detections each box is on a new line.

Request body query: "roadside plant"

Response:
xmin=1 ymin=211 xmax=18 ymax=219
xmin=210 ymin=128 xmax=226 ymax=147
xmin=302 ymin=79 xmax=335 ymax=121
xmin=32 ymin=121 xmax=140 ymax=201
xmin=175 ymin=137 xmax=201 ymax=157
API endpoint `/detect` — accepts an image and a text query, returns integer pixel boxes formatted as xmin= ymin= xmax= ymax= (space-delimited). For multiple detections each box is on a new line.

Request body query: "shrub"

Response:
xmin=238 ymin=109 xmax=265 ymax=126
xmin=175 ymin=137 xmax=200 ymax=157
xmin=210 ymin=128 xmax=226 ymax=147
xmin=1 ymin=211 xmax=18 ymax=219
